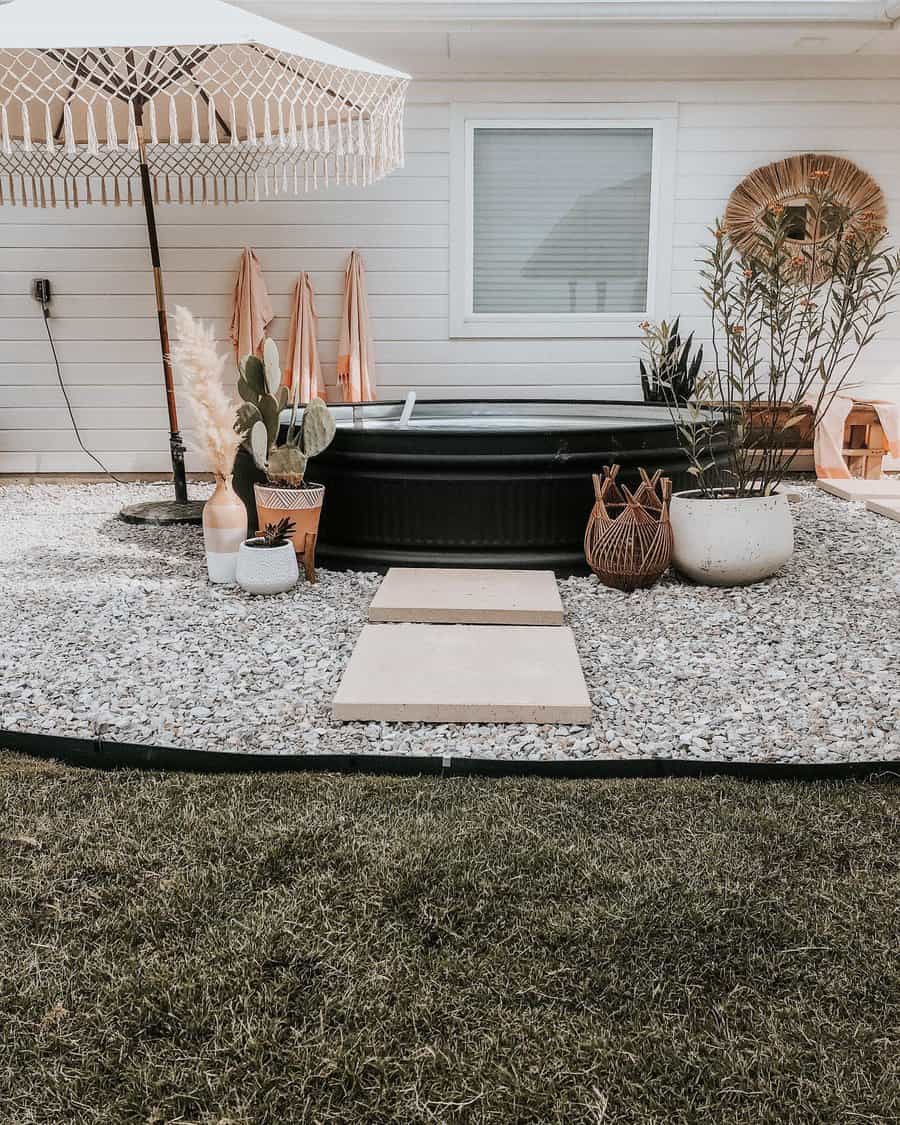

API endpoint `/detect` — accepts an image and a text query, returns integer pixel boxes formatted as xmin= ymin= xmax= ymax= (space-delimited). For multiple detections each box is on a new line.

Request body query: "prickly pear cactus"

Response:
xmin=249 ymin=419 xmax=269 ymax=471
xmin=266 ymin=446 xmax=308 ymax=488
xmin=235 ymin=348 xmax=288 ymax=467
xmin=239 ymin=355 xmax=266 ymax=401
xmin=263 ymin=338 xmax=282 ymax=394
xmin=234 ymin=339 xmax=336 ymax=486
xmin=301 ymin=396 xmax=337 ymax=459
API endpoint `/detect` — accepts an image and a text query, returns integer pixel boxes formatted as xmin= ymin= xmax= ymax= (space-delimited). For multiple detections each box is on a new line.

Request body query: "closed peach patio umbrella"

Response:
xmin=231 ymin=248 xmax=273 ymax=365
xmin=0 ymin=0 xmax=408 ymax=523
xmin=337 ymin=249 xmax=376 ymax=402
xmin=282 ymin=272 xmax=325 ymax=405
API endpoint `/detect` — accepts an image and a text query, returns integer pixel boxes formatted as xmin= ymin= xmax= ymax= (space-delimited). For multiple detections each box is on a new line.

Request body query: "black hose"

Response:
xmin=41 ymin=304 xmax=126 ymax=483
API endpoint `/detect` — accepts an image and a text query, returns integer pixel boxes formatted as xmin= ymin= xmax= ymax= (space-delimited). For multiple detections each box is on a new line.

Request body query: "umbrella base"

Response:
xmin=119 ymin=499 xmax=205 ymax=526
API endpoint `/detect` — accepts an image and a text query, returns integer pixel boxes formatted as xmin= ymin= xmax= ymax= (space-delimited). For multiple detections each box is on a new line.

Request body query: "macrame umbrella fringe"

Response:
xmin=0 ymin=45 xmax=408 ymax=207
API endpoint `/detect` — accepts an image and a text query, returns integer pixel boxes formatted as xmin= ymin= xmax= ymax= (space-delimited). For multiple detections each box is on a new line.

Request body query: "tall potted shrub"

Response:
xmin=235 ymin=338 xmax=336 ymax=556
xmin=653 ymin=170 xmax=900 ymax=586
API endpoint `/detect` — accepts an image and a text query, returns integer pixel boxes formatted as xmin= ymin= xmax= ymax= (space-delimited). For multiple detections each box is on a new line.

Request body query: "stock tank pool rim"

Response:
xmin=234 ymin=399 xmax=732 ymax=574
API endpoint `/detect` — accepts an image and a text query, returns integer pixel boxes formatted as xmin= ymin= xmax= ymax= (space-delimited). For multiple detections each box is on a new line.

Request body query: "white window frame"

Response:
xmin=449 ymin=102 xmax=677 ymax=339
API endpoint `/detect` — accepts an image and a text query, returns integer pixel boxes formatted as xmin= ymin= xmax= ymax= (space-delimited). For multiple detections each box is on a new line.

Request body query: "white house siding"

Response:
xmin=1 ymin=78 xmax=899 ymax=472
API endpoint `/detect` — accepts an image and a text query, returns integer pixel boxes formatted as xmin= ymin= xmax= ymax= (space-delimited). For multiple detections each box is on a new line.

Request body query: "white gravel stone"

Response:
xmin=0 ymin=481 xmax=899 ymax=765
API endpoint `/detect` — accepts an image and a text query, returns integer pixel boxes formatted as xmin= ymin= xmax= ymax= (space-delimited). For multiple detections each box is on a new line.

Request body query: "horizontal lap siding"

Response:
xmin=2 ymin=86 xmax=899 ymax=472
xmin=672 ymin=97 xmax=900 ymax=416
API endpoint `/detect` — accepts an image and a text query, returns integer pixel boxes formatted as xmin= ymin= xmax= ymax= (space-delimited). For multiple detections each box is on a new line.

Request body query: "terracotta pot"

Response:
xmin=202 ymin=474 xmax=247 ymax=584
xmin=253 ymin=481 xmax=325 ymax=554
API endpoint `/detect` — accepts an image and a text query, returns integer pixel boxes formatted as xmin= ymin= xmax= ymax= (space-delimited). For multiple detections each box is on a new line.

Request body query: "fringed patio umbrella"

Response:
xmin=0 ymin=0 xmax=409 ymax=523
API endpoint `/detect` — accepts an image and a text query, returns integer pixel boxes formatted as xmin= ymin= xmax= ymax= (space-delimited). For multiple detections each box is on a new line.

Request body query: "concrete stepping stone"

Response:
xmin=333 ymin=623 xmax=591 ymax=724
xmin=368 ymin=567 xmax=564 ymax=625
xmin=817 ymin=477 xmax=900 ymax=502
xmin=866 ymin=498 xmax=900 ymax=523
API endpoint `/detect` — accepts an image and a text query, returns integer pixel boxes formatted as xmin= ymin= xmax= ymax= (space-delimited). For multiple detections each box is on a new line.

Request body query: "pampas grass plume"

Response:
xmin=172 ymin=306 xmax=242 ymax=478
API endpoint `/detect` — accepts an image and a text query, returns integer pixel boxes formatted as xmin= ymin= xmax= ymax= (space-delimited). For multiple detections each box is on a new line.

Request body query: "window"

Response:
xmin=450 ymin=105 xmax=676 ymax=338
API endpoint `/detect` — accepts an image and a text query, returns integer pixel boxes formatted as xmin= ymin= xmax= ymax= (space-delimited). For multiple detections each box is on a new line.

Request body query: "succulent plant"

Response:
xmin=639 ymin=317 xmax=703 ymax=405
xmin=234 ymin=339 xmax=336 ymax=487
xmin=259 ymin=518 xmax=296 ymax=548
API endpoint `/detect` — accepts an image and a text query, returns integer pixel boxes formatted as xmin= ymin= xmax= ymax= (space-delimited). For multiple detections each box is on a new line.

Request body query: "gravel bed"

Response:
xmin=1 ymin=481 xmax=899 ymax=764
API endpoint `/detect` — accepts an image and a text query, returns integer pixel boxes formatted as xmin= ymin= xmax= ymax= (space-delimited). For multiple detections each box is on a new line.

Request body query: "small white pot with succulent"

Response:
xmin=235 ymin=517 xmax=300 ymax=596
xmin=235 ymin=338 xmax=336 ymax=561
xmin=647 ymin=170 xmax=900 ymax=586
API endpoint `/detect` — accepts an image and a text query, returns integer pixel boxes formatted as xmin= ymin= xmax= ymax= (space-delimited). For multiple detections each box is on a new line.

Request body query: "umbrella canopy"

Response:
xmin=0 ymin=0 xmax=410 ymax=205
xmin=0 ymin=0 xmax=408 ymax=520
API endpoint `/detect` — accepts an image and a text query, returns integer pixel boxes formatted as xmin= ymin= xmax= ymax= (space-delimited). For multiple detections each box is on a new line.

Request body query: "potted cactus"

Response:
xmin=235 ymin=338 xmax=336 ymax=558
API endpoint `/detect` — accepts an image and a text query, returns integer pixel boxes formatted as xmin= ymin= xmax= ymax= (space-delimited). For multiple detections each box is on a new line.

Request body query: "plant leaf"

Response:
xmin=249 ymin=419 xmax=269 ymax=470
xmin=242 ymin=356 xmax=267 ymax=397
xmin=263 ymin=337 xmax=281 ymax=395
xmin=234 ymin=401 xmax=261 ymax=439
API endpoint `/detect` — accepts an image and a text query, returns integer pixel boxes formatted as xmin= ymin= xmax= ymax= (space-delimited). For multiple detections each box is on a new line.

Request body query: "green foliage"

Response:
xmin=670 ymin=172 xmax=900 ymax=498
xmin=639 ymin=317 xmax=704 ymax=404
xmin=301 ymin=395 xmax=337 ymax=459
xmin=266 ymin=445 xmax=308 ymax=488
xmin=234 ymin=341 xmax=335 ymax=485
xmin=240 ymin=354 xmax=267 ymax=399
xmin=260 ymin=517 xmax=296 ymax=547
xmin=263 ymin=337 xmax=282 ymax=395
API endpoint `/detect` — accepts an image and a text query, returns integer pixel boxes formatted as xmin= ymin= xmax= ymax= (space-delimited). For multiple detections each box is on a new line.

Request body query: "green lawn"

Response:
xmin=1 ymin=751 xmax=898 ymax=1125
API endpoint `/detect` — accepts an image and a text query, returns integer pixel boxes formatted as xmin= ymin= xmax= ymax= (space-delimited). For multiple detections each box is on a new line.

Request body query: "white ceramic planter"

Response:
xmin=235 ymin=539 xmax=299 ymax=596
xmin=670 ymin=489 xmax=794 ymax=587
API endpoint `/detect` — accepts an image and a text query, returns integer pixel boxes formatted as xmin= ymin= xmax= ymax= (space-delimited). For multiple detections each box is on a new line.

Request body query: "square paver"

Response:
xmin=817 ymin=477 xmax=900 ymax=502
xmin=333 ymin=624 xmax=592 ymax=724
xmin=866 ymin=498 xmax=900 ymax=523
xmin=368 ymin=567 xmax=564 ymax=625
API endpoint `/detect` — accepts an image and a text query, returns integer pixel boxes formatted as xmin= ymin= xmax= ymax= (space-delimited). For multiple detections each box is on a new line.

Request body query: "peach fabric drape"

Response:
xmin=336 ymin=249 xmax=376 ymax=402
xmin=230 ymin=248 xmax=273 ymax=364
xmin=282 ymin=272 xmax=325 ymax=404
xmin=808 ymin=391 xmax=900 ymax=479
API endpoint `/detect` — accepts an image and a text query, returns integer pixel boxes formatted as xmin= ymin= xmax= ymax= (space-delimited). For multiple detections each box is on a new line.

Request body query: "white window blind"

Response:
xmin=472 ymin=127 xmax=653 ymax=316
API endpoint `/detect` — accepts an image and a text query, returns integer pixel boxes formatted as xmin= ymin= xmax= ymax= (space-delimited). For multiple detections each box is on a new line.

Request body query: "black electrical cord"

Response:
xmin=40 ymin=302 xmax=126 ymax=484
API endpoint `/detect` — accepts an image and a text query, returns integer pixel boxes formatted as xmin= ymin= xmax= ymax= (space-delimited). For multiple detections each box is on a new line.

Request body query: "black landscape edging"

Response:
xmin=3 ymin=727 xmax=899 ymax=784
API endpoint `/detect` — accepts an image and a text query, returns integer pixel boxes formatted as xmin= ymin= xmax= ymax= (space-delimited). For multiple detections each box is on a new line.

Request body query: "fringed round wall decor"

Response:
xmin=584 ymin=466 xmax=673 ymax=593
xmin=724 ymin=153 xmax=886 ymax=278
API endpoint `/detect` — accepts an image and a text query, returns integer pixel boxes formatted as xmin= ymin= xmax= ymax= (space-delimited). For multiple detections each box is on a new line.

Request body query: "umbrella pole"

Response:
xmin=119 ymin=104 xmax=202 ymax=526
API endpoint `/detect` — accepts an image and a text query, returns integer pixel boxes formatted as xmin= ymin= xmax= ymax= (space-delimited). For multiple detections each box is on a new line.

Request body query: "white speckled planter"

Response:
xmin=670 ymin=489 xmax=794 ymax=587
xmin=235 ymin=539 xmax=299 ymax=596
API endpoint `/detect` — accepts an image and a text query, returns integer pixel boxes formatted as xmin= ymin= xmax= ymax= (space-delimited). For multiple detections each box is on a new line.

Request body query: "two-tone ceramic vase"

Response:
xmin=202 ymin=474 xmax=248 ymax=584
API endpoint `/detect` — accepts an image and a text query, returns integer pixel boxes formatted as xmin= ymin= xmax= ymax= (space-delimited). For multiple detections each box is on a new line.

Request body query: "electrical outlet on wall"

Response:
xmin=31 ymin=278 xmax=52 ymax=307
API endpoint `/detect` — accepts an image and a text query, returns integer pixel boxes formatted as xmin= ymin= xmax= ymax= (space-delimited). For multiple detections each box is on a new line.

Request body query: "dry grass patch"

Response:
xmin=1 ymin=752 xmax=898 ymax=1124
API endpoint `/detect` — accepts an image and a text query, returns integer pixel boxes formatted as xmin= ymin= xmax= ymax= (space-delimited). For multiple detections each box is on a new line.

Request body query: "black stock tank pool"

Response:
xmin=235 ymin=399 xmax=731 ymax=573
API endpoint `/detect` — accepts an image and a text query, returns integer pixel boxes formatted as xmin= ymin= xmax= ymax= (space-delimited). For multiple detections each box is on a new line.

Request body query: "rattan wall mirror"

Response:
xmin=724 ymin=153 xmax=886 ymax=277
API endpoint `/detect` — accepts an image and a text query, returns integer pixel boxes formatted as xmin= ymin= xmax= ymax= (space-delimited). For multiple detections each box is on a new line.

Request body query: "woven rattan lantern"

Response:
xmin=584 ymin=466 xmax=673 ymax=592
